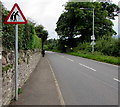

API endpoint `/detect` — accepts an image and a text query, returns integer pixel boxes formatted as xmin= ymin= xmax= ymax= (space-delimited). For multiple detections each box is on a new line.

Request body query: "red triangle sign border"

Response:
xmin=4 ymin=3 xmax=27 ymax=24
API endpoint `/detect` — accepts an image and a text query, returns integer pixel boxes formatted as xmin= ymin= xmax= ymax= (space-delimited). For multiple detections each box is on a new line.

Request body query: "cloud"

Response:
xmin=112 ymin=0 xmax=120 ymax=5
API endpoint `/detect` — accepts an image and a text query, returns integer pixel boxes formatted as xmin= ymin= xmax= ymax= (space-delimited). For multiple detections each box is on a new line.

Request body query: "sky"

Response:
xmin=1 ymin=0 xmax=119 ymax=39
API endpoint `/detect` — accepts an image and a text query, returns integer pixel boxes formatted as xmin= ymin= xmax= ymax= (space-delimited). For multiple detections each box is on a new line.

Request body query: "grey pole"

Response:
xmin=15 ymin=24 xmax=18 ymax=100
xmin=93 ymin=8 xmax=94 ymax=38
xmin=92 ymin=8 xmax=95 ymax=53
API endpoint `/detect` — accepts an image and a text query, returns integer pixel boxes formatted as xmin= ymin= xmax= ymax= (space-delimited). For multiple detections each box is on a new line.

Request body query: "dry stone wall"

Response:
xmin=2 ymin=49 xmax=41 ymax=105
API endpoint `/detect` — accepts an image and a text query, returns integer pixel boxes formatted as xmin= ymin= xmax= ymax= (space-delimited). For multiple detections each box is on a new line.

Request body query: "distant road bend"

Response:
xmin=46 ymin=51 xmax=118 ymax=105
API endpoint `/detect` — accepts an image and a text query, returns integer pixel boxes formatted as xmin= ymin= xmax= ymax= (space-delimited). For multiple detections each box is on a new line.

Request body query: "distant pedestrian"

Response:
xmin=42 ymin=50 xmax=45 ymax=57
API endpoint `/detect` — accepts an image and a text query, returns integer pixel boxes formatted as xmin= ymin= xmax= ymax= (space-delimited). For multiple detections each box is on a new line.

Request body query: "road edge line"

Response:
xmin=46 ymin=58 xmax=65 ymax=106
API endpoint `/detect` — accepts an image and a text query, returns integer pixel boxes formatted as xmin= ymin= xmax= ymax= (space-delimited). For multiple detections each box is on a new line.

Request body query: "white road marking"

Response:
xmin=67 ymin=58 xmax=74 ymax=62
xmin=79 ymin=63 xmax=96 ymax=71
xmin=113 ymin=78 xmax=120 ymax=82
xmin=46 ymin=58 xmax=65 ymax=105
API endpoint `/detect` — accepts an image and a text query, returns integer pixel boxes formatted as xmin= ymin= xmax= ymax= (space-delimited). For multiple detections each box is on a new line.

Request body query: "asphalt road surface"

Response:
xmin=46 ymin=51 xmax=119 ymax=105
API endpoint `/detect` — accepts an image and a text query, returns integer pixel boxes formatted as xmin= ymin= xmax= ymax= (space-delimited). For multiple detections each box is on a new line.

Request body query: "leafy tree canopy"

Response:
xmin=35 ymin=25 xmax=48 ymax=50
xmin=55 ymin=2 xmax=119 ymax=48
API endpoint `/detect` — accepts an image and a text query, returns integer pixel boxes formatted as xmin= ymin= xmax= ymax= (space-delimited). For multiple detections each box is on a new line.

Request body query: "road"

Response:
xmin=46 ymin=51 xmax=118 ymax=105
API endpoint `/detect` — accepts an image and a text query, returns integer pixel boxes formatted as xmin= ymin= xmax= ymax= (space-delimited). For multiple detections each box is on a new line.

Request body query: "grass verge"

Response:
xmin=68 ymin=51 xmax=119 ymax=65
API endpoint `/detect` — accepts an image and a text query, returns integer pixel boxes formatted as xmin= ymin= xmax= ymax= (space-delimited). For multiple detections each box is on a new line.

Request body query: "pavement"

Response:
xmin=11 ymin=56 xmax=61 ymax=105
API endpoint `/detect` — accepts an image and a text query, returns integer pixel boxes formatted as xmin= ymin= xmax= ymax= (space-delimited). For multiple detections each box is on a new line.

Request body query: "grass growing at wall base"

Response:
xmin=2 ymin=64 xmax=13 ymax=72
xmin=68 ymin=51 xmax=119 ymax=65
xmin=18 ymin=88 xmax=22 ymax=94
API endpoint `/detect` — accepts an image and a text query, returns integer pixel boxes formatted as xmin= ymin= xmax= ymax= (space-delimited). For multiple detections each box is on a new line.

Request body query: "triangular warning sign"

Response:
xmin=4 ymin=3 xmax=27 ymax=24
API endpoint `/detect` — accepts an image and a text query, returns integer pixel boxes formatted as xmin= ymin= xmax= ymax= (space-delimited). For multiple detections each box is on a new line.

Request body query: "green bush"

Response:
xmin=32 ymin=34 xmax=41 ymax=49
xmin=95 ymin=36 xmax=120 ymax=57
xmin=74 ymin=42 xmax=92 ymax=52
xmin=69 ymin=51 xmax=119 ymax=65
xmin=74 ymin=36 xmax=120 ymax=57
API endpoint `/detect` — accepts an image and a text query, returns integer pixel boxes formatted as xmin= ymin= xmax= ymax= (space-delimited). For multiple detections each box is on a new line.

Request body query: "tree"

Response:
xmin=35 ymin=25 xmax=48 ymax=50
xmin=44 ymin=39 xmax=58 ymax=50
xmin=41 ymin=30 xmax=48 ymax=50
xmin=55 ymin=2 xmax=119 ymax=49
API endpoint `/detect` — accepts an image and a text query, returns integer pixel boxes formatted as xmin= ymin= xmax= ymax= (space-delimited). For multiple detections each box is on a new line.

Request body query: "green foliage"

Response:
xmin=2 ymin=4 xmax=42 ymax=50
xmin=35 ymin=25 xmax=44 ymax=37
xmin=35 ymin=25 xmax=48 ymax=50
xmin=2 ymin=64 xmax=13 ymax=72
xmin=18 ymin=23 xmax=35 ymax=50
xmin=18 ymin=88 xmax=22 ymax=94
xmin=69 ymin=51 xmax=119 ymax=65
xmin=55 ymin=2 xmax=119 ymax=48
xmin=73 ymin=36 xmax=120 ymax=57
xmin=74 ymin=42 xmax=91 ymax=52
xmin=44 ymin=39 xmax=58 ymax=50
xmin=95 ymin=36 xmax=120 ymax=57
xmin=32 ymin=35 xmax=41 ymax=49
xmin=2 ymin=5 xmax=15 ymax=50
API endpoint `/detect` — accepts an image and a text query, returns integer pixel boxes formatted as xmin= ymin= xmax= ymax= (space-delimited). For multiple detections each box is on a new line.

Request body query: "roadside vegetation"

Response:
xmin=2 ymin=4 xmax=48 ymax=51
xmin=45 ymin=37 xmax=120 ymax=65
xmin=69 ymin=51 xmax=119 ymax=65
xmin=45 ymin=2 xmax=120 ymax=65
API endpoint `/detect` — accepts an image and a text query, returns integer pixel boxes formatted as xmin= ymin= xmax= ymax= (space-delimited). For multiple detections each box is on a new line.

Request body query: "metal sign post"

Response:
xmin=15 ymin=24 xmax=18 ymax=100
xmin=80 ymin=8 xmax=95 ymax=53
xmin=4 ymin=3 xmax=27 ymax=101
xmin=91 ymin=8 xmax=95 ymax=53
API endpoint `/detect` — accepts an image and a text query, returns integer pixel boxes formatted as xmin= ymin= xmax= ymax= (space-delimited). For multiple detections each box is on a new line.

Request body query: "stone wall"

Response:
xmin=2 ymin=49 xmax=41 ymax=105
xmin=0 ymin=1 xmax=2 ymax=106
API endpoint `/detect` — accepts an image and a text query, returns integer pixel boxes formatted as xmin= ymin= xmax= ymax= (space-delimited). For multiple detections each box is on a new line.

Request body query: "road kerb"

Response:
xmin=46 ymin=58 xmax=65 ymax=106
